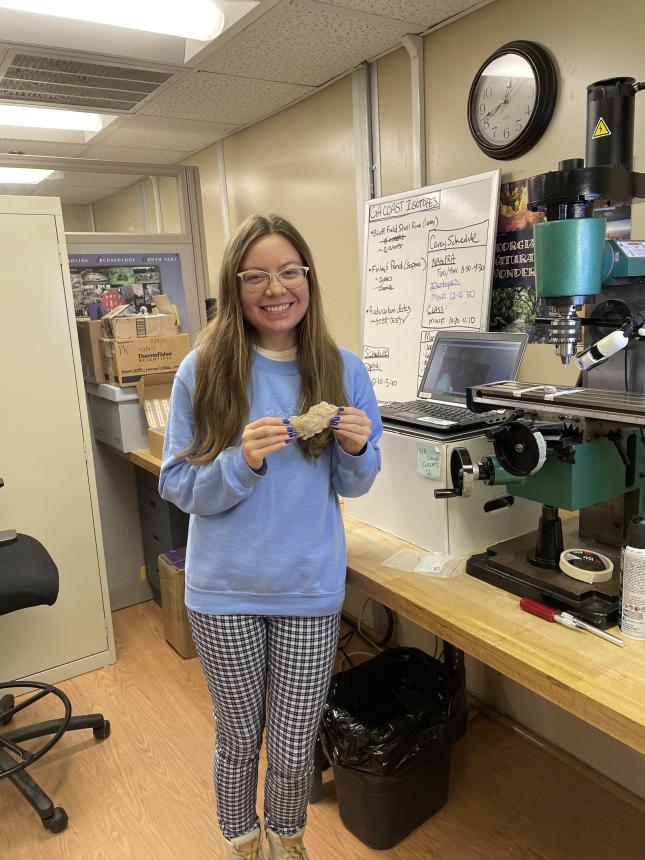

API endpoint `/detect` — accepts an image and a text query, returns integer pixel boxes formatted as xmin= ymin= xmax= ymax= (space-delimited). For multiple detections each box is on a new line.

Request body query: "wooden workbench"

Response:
xmin=118 ymin=445 xmax=645 ymax=756
xmin=126 ymin=448 xmax=162 ymax=476
xmin=345 ymin=516 xmax=645 ymax=756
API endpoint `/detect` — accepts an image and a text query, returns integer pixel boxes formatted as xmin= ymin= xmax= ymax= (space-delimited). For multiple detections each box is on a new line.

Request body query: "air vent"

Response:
xmin=0 ymin=53 xmax=175 ymax=113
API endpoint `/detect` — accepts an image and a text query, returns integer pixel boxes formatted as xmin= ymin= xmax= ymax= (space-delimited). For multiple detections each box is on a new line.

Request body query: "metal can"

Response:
xmin=620 ymin=515 xmax=645 ymax=639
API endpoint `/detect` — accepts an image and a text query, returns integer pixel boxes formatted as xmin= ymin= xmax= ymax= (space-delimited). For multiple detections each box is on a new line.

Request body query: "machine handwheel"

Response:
xmin=493 ymin=422 xmax=547 ymax=477
xmin=0 ymin=694 xmax=15 ymax=726
xmin=450 ymin=447 xmax=475 ymax=498
xmin=93 ymin=720 xmax=111 ymax=740
xmin=42 ymin=807 xmax=68 ymax=833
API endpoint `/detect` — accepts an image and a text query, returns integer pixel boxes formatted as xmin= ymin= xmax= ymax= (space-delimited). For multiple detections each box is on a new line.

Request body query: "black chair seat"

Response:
xmin=0 ymin=534 xmax=58 ymax=616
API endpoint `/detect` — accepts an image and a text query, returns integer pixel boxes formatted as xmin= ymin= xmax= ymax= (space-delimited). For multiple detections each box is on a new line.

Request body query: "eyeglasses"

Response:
xmin=237 ymin=265 xmax=309 ymax=292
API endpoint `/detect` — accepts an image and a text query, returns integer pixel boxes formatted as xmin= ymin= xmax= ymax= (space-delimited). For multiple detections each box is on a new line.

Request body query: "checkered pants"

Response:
xmin=188 ymin=610 xmax=340 ymax=840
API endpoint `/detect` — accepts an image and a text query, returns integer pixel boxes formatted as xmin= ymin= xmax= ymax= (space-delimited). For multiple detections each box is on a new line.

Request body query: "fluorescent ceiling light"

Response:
xmin=0 ymin=0 xmax=225 ymax=41
xmin=0 ymin=105 xmax=103 ymax=131
xmin=0 ymin=167 xmax=54 ymax=183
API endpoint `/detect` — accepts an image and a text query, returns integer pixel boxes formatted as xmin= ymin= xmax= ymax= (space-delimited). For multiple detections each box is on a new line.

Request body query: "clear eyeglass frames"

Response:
xmin=237 ymin=265 xmax=309 ymax=292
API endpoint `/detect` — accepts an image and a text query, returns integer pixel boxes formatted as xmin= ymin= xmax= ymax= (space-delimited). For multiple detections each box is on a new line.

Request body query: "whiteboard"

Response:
xmin=361 ymin=170 xmax=501 ymax=403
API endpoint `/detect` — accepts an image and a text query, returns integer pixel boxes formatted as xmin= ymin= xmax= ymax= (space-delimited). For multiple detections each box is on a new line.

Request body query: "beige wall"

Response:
xmin=158 ymin=175 xmax=182 ymax=233
xmin=181 ymin=144 xmax=226 ymax=298
xmin=88 ymin=176 xmax=183 ymax=236
xmin=61 ymin=203 xmax=92 ymax=232
xmin=93 ymin=180 xmax=145 ymax=233
xmin=223 ymin=76 xmax=359 ymax=351
xmin=377 ymin=48 xmax=413 ymax=197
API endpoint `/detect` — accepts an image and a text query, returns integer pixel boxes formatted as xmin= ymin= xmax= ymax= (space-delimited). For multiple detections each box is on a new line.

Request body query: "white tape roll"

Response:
xmin=559 ymin=549 xmax=613 ymax=584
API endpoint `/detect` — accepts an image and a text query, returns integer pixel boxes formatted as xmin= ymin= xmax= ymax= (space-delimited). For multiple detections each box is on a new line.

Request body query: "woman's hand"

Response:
xmin=242 ymin=417 xmax=294 ymax=470
xmin=331 ymin=407 xmax=371 ymax=455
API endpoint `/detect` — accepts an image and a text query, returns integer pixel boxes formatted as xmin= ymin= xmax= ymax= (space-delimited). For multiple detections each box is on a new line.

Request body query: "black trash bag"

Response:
xmin=320 ymin=647 xmax=466 ymax=777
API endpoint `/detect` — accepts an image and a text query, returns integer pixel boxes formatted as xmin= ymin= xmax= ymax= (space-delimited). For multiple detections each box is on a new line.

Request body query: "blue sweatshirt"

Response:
xmin=159 ymin=348 xmax=382 ymax=616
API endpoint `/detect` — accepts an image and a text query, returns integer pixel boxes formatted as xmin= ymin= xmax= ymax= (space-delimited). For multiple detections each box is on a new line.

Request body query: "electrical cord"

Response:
xmin=340 ymin=650 xmax=375 ymax=671
xmin=625 ymin=348 xmax=630 ymax=392
xmin=356 ymin=598 xmax=395 ymax=650
xmin=337 ymin=626 xmax=355 ymax=648
xmin=337 ymin=600 xmax=395 ymax=669
xmin=339 ymin=645 xmax=354 ymax=669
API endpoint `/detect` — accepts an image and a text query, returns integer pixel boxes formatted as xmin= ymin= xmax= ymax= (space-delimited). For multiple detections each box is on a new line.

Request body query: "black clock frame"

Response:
xmin=467 ymin=40 xmax=557 ymax=160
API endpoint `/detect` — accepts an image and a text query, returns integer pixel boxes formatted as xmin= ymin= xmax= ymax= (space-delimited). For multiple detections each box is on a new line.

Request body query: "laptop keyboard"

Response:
xmin=395 ymin=402 xmax=472 ymax=421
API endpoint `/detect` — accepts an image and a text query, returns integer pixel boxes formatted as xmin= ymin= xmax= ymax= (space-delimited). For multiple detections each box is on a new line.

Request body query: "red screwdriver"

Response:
xmin=519 ymin=598 xmax=624 ymax=647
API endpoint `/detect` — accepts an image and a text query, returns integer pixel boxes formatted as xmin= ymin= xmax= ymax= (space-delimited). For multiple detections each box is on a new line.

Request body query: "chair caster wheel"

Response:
xmin=43 ymin=807 xmax=68 ymax=833
xmin=93 ymin=719 xmax=110 ymax=740
xmin=0 ymin=693 xmax=15 ymax=726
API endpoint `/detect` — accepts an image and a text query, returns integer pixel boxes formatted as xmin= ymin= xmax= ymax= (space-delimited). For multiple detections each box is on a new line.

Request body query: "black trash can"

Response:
xmin=320 ymin=647 xmax=466 ymax=850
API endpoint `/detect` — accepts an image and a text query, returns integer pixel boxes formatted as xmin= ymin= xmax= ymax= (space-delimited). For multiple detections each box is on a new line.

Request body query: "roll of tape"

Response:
xmin=559 ymin=549 xmax=613 ymax=584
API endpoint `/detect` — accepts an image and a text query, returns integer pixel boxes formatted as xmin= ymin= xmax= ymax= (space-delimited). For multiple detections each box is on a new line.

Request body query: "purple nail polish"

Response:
xmin=337 ymin=407 xmax=345 ymax=412
xmin=283 ymin=418 xmax=290 ymax=424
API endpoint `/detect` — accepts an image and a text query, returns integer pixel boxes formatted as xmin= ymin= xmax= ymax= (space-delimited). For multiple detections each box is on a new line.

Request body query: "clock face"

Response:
xmin=471 ymin=53 xmax=537 ymax=149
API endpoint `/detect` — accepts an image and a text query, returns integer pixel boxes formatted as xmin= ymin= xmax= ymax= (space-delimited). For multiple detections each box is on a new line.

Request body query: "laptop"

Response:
xmin=379 ymin=330 xmax=528 ymax=431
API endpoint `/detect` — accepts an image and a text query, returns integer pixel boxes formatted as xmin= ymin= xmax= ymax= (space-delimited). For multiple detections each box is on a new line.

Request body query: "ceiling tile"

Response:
xmin=0 ymin=139 xmax=89 ymax=157
xmin=322 ymin=0 xmax=480 ymax=26
xmin=141 ymin=70 xmax=313 ymax=125
xmin=82 ymin=145 xmax=190 ymax=164
xmin=95 ymin=115 xmax=235 ymax=150
xmin=199 ymin=0 xmax=421 ymax=86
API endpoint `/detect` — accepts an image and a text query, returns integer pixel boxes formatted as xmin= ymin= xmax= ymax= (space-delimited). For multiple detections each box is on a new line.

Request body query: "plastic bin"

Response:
xmin=320 ymin=647 xmax=466 ymax=849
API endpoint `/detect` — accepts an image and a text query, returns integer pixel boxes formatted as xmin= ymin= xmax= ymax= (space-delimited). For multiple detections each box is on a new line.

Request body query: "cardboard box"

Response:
xmin=76 ymin=319 xmax=105 ymax=383
xmin=148 ymin=428 xmax=165 ymax=460
xmin=102 ymin=307 xmax=178 ymax=342
xmin=101 ymin=333 xmax=190 ymax=387
xmin=158 ymin=549 xmax=196 ymax=659
xmin=136 ymin=372 xmax=174 ymax=458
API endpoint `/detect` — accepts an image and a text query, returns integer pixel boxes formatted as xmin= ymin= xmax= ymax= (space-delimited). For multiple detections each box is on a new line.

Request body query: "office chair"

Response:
xmin=0 ymin=479 xmax=110 ymax=834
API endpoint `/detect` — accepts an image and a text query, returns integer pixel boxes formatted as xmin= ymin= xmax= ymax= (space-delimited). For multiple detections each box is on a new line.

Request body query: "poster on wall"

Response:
xmin=69 ymin=253 xmax=183 ymax=320
xmin=489 ymin=179 xmax=545 ymax=342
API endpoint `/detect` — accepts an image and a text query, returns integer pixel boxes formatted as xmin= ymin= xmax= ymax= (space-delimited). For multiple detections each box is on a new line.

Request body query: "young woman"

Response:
xmin=159 ymin=213 xmax=382 ymax=859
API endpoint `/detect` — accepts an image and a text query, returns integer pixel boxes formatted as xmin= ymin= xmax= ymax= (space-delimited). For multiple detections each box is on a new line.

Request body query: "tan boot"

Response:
xmin=266 ymin=827 xmax=309 ymax=859
xmin=223 ymin=826 xmax=265 ymax=859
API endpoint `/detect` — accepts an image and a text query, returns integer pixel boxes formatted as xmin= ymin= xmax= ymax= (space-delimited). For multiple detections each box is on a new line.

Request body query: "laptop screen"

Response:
xmin=418 ymin=332 xmax=527 ymax=404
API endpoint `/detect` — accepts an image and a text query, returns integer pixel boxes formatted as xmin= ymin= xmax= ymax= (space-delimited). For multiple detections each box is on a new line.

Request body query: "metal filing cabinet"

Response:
xmin=0 ymin=196 xmax=115 ymax=685
xmin=135 ymin=467 xmax=189 ymax=604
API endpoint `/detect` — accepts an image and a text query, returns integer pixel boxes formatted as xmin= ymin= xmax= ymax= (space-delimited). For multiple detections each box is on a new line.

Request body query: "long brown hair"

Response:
xmin=185 ymin=213 xmax=347 ymax=463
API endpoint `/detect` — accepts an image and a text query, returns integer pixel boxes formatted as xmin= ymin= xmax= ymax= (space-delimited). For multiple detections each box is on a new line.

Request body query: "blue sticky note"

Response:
xmin=417 ymin=445 xmax=442 ymax=480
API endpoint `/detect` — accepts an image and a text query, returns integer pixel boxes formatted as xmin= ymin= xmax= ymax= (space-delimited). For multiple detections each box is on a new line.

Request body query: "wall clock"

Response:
xmin=467 ymin=41 xmax=557 ymax=159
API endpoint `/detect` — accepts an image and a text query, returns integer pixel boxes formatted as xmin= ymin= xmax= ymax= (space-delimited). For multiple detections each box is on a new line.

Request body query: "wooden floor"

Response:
xmin=2 ymin=601 xmax=644 ymax=859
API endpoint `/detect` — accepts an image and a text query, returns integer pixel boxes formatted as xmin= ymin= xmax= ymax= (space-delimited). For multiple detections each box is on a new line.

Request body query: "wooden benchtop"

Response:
xmin=344 ymin=516 xmax=645 ymax=756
